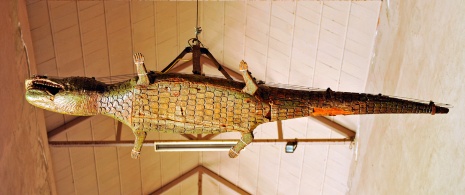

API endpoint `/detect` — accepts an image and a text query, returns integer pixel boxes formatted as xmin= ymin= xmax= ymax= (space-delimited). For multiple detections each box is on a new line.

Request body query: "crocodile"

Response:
xmin=25 ymin=53 xmax=449 ymax=159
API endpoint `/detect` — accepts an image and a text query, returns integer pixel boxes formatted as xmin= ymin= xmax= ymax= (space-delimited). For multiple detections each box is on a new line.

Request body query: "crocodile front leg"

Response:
xmin=239 ymin=60 xmax=258 ymax=96
xmin=229 ymin=132 xmax=254 ymax=158
xmin=131 ymin=130 xmax=147 ymax=159
xmin=133 ymin=53 xmax=149 ymax=86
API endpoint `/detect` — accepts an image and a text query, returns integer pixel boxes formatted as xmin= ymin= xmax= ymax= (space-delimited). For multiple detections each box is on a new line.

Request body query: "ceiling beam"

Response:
xmin=48 ymin=138 xmax=353 ymax=147
xmin=116 ymin=122 xmax=122 ymax=141
xmin=47 ymin=116 xmax=93 ymax=139
xmin=181 ymin=134 xmax=197 ymax=140
xmin=198 ymin=168 xmax=203 ymax=195
xmin=277 ymin=120 xmax=284 ymax=140
xmin=149 ymin=166 xmax=201 ymax=195
xmin=199 ymin=166 xmax=251 ymax=195
xmin=148 ymin=165 xmax=250 ymax=195
xmin=309 ymin=116 xmax=356 ymax=139
xmin=201 ymin=134 xmax=218 ymax=140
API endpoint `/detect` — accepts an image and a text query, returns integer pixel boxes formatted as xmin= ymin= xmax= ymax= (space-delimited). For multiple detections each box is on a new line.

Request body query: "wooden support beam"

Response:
xmin=148 ymin=165 xmax=249 ymax=195
xmin=162 ymin=47 xmax=191 ymax=73
xmin=192 ymin=44 xmax=202 ymax=75
xmin=168 ymin=55 xmax=243 ymax=81
xmin=48 ymin=138 xmax=353 ymax=147
xmin=181 ymin=134 xmax=197 ymax=140
xmin=198 ymin=168 xmax=203 ymax=195
xmin=201 ymin=48 xmax=233 ymax=80
xmin=47 ymin=116 xmax=93 ymax=139
xmin=199 ymin=166 xmax=251 ymax=195
xmin=116 ymin=122 xmax=122 ymax=141
xmin=169 ymin=59 xmax=193 ymax=73
xmin=201 ymin=134 xmax=218 ymax=140
xmin=160 ymin=44 xmax=242 ymax=82
xmin=309 ymin=116 xmax=356 ymax=139
xmin=149 ymin=166 xmax=200 ymax=195
xmin=201 ymin=55 xmax=243 ymax=81
xmin=277 ymin=120 xmax=283 ymax=140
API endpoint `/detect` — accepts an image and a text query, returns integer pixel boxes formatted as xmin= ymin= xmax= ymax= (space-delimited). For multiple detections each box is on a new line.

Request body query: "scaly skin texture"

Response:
xmin=25 ymin=53 xmax=449 ymax=159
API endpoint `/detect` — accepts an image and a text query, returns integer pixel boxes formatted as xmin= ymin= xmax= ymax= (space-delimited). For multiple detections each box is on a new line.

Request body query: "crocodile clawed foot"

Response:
xmin=133 ymin=53 xmax=145 ymax=65
xmin=229 ymin=148 xmax=239 ymax=158
xmin=239 ymin=61 xmax=258 ymax=96
xmin=131 ymin=130 xmax=146 ymax=159
xmin=229 ymin=132 xmax=254 ymax=158
xmin=133 ymin=53 xmax=149 ymax=86
xmin=239 ymin=60 xmax=248 ymax=72
xmin=131 ymin=149 xmax=141 ymax=159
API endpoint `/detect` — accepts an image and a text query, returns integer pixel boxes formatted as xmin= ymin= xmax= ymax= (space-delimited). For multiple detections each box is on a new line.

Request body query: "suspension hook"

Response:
xmin=195 ymin=27 xmax=202 ymax=38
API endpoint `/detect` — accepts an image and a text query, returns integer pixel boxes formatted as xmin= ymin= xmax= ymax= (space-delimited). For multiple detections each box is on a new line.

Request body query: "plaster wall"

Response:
xmin=0 ymin=0 xmax=56 ymax=194
xmin=350 ymin=0 xmax=465 ymax=194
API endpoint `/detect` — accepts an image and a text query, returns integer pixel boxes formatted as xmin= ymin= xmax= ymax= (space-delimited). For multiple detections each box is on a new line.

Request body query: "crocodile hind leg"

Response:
xmin=229 ymin=131 xmax=254 ymax=158
xmin=239 ymin=60 xmax=259 ymax=96
xmin=133 ymin=53 xmax=149 ymax=86
xmin=131 ymin=130 xmax=147 ymax=159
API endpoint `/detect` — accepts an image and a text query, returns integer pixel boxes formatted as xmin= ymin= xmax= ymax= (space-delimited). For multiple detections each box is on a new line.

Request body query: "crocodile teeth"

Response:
xmin=30 ymin=78 xmax=65 ymax=90
xmin=26 ymin=78 xmax=65 ymax=96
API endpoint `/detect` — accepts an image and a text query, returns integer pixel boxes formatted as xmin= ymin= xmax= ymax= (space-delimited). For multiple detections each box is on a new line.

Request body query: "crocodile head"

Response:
xmin=25 ymin=76 xmax=106 ymax=116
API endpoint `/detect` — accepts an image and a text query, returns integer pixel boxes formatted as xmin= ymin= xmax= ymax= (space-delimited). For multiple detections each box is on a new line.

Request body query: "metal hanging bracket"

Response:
xmin=160 ymin=0 xmax=233 ymax=80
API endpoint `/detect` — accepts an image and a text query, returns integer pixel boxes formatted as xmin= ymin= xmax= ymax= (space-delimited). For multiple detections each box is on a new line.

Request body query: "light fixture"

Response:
xmin=154 ymin=141 xmax=236 ymax=152
xmin=285 ymin=141 xmax=298 ymax=153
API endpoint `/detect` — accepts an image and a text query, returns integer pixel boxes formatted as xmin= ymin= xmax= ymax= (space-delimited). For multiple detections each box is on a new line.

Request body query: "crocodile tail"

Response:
xmin=319 ymin=91 xmax=449 ymax=115
xmin=262 ymin=87 xmax=449 ymax=121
